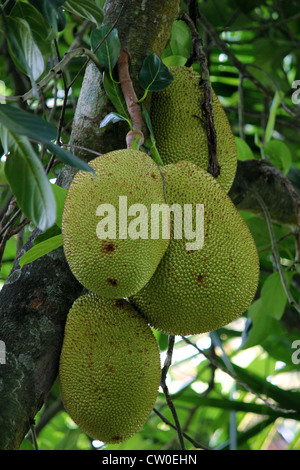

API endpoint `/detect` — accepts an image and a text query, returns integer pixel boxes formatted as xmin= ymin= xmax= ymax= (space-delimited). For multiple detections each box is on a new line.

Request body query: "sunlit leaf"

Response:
xmin=19 ymin=233 xmax=63 ymax=267
xmin=0 ymin=127 xmax=56 ymax=231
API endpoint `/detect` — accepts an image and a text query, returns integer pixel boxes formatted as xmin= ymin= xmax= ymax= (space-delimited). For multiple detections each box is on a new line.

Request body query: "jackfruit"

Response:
xmin=59 ymin=293 xmax=161 ymax=444
xmin=150 ymin=66 xmax=237 ymax=192
xmin=62 ymin=149 xmax=169 ymax=298
xmin=130 ymin=161 xmax=259 ymax=336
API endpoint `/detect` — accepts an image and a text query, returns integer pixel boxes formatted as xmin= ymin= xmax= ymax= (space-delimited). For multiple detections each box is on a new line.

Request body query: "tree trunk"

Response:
xmin=1 ymin=0 xmax=300 ymax=450
xmin=0 ymin=0 xmax=180 ymax=450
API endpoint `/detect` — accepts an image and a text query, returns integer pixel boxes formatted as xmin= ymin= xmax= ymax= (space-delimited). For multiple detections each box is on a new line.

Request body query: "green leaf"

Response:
xmin=162 ymin=20 xmax=192 ymax=61
xmin=3 ymin=16 xmax=44 ymax=89
xmin=260 ymin=272 xmax=288 ymax=320
xmin=51 ymin=183 xmax=67 ymax=228
xmin=138 ymin=53 xmax=174 ymax=92
xmin=264 ymin=91 xmax=281 ymax=143
xmin=138 ymin=53 xmax=174 ymax=94
xmin=99 ymin=112 xmax=132 ymax=130
xmin=162 ymin=55 xmax=188 ymax=67
xmin=0 ymin=104 xmax=56 ymax=142
xmin=27 ymin=0 xmax=66 ymax=31
xmin=0 ymin=104 xmax=94 ymax=174
xmin=19 ymin=234 xmax=63 ymax=267
xmin=0 ymin=127 xmax=56 ymax=231
xmin=10 ymin=2 xmax=52 ymax=60
xmin=64 ymin=0 xmax=104 ymax=26
xmin=44 ymin=141 xmax=95 ymax=174
xmin=235 ymin=136 xmax=255 ymax=161
xmin=33 ymin=224 xmax=61 ymax=245
xmin=103 ymin=71 xmax=131 ymax=121
xmin=264 ymin=139 xmax=292 ymax=175
xmin=240 ymin=299 xmax=276 ymax=350
xmin=91 ymin=26 xmax=120 ymax=74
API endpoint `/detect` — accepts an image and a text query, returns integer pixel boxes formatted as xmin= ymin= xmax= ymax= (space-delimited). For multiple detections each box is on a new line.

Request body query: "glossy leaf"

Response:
xmin=19 ymin=234 xmax=63 ymax=267
xmin=44 ymin=141 xmax=95 ymax=174
xmin=102 ymin=71 xmax=131 ymax=121
xmin=264 ymin=139 xmax=292 ymax=175
xmin=0 ymin=127 xmax=56 ymax=231
xmin=51 ymin=183 xmax=67 ymax=228
xmin=0 ymin=104 xmax=94 ymax=174
xmin=0 ymin=104 xmax=56 ymax=142
xmin=27 ymin=0 xmax=66 ymax=31
xmin=138 ymin=53 xmax=174 ymax=92
xmin=91 ymin=26 xmax=120 ymax=73
xmin=99 ymin=112 xmax=132 ymax=130
xmin=10 ymin=2 xmax=52 ymax=60
xmin=162 ymin=20 xmax=192 ymax=61
xmin=64 ymin=0 xmax=104 ymax=27
xmin=261 ymin=272 xmax=288 ymax=320
xmin=3 ymin=16 xmax=44 ymax=86
xmin=235 ymin=136 xmax=255 ymax=161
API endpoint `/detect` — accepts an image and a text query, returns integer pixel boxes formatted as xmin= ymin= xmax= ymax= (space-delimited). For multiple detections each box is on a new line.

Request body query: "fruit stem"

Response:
xmin=117 ymin=49 xmax=145 ymax=150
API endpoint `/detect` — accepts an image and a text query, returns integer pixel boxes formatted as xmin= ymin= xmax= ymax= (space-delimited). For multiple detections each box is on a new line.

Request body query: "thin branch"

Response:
xmin=68 ymin=0 xmax=128 ymax=91
xmin=238 ymin=72 xmax=245 ymax=139
xmin=253 ymin=190 xmax=300 ymax=315
xmin=0 ymin=48 xmax=104 ymax=103
xmin=153 ymin=408 xmax=210 ymax=450
xmin=195 ymin=8 xmax=270 ymax=96
xmin=181 ymin=336 xmax=298 ymax=415
xmin=160 ymin=335 xmax=186 ymax=450
xmin=218 ymin=12 xmax=300 ymax=32
xmin=181 ymin=11 xmax=220 ymax=178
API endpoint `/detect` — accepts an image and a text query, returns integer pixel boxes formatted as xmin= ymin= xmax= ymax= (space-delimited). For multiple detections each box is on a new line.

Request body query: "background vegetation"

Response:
xmin=0 ymin=0 xmax=299 ymax=450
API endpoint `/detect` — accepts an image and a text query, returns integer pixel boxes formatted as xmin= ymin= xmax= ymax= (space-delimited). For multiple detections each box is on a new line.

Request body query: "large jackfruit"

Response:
xmin=62 ymin=149 xmax=169 ymax=298
xmin=59 ymin=293 xmax=161 ymax=444
xmin=150 ymin=66 xmax=237 ymax=192
xmin=130 ymin=161 xmax=259 ymax=336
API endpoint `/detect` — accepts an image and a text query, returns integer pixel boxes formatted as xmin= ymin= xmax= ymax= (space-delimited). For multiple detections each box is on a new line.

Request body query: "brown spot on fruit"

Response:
xmin=101 ymin=241 xmax=116 ymax=254
xmin=107 ymin=278 xmax=118 ymax=287
xmin=197 ymin=274 xmax=205 ymax=285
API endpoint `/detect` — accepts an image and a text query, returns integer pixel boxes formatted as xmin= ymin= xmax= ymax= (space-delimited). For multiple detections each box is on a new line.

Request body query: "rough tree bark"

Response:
xmin=0 ymin=0 xmax=180 ymax=450
xmin=1 ymin=0 xmax=300 ymax=451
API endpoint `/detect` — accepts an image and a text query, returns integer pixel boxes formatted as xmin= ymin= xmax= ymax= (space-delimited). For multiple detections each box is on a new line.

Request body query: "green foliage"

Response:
xmin=0 ymin=0 xmax=299 ymax=452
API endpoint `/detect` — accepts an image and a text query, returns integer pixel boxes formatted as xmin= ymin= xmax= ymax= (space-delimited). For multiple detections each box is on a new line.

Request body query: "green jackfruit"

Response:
xmin=62 ymin=149 xmax=169 ymax=298
xmin=59 ymin=293 xmax=161 ymax=444
xmin=130 ymin=161 xmax=259 ymax=336
xmin=150 ymin=66 xmax=237 ymax=192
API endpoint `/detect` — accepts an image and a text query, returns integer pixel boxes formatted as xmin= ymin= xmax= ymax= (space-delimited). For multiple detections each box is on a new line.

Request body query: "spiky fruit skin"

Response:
xmin=62 ymin=149 xmax=169 ymax=298
xmin=59 ymin=293 xmax=161 ymax=444
xmin=130 ymin=161 xmax=259 ymax=336
xmin=150 ymin=66 xmax=237 ymax=193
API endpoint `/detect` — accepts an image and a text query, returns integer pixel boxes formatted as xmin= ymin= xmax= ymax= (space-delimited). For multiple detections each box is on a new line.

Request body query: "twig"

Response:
xmin=0 ymin=48 xmax=104 ymax=103
xmin=181 ymin=11 xmax=220 ymax=178
xmin=238 ymin=72 xmax=245 ymax=139
xmin=160 ymin=335 xmax=186 ymax=450
xmin=182 ymin=336 xmax=298 ymax=414
xmin=153 ymin=408 xmax=210 ymax=450
xmin=68 ymin=0 xmax=128 ymax=91
xmin=253 ymin=190 xmax=300 ymax=315
xmin=195 ymin=8 xmax=270 ymax=96
xmin=117 ymin=49 xmax=144 ymax=150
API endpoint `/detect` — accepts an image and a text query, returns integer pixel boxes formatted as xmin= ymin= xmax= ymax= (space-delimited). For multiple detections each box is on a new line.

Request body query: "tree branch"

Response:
xmin=0 ymin=0 xmax=181 ymax=450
